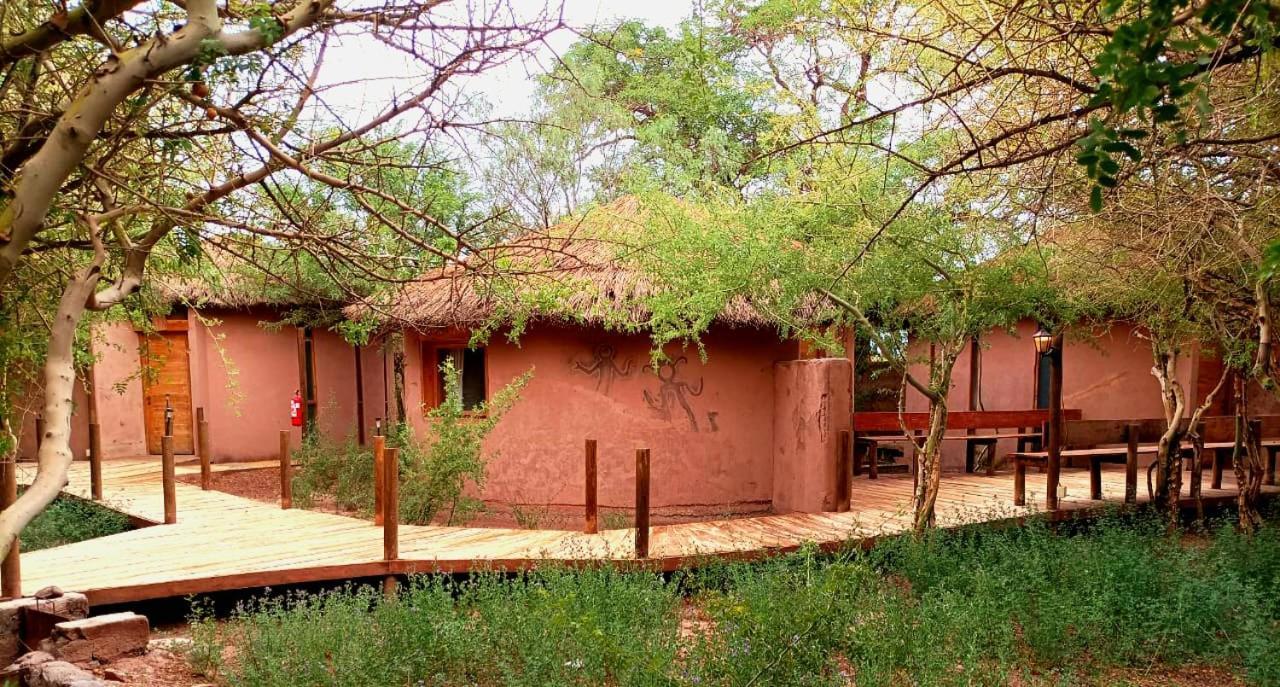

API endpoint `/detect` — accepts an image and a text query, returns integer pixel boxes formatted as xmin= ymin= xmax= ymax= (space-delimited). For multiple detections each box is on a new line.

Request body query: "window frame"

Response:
xmin=421 ymin=341 xmax=489 ymax=415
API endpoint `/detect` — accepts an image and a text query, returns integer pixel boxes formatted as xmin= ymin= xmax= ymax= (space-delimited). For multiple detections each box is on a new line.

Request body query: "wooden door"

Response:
xmin=140 ymin=332 xmax=195 ymax=454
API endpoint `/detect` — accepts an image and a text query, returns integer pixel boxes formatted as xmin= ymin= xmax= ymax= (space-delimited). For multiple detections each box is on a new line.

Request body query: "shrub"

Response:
xmin=290 ymin=433 xmax=375 ymax=513
xmin=20 ymin=493 xmax=130 ymax=551
xmin=394 ymin=360 xmax=531 ymax=526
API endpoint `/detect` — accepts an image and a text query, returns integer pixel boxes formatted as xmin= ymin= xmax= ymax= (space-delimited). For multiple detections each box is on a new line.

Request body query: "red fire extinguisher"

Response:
xmin=290 ymin=390 xmax=303 ymax=427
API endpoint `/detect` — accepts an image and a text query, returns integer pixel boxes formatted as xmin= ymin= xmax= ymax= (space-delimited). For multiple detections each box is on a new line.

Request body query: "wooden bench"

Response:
xmin=852 ymin=409 xmax=1082 ymax=479
xmin=1011 ymin=416 xmax=1280 ymax=508
xmin=1196 ymin=415 xmax=1280 ymax=489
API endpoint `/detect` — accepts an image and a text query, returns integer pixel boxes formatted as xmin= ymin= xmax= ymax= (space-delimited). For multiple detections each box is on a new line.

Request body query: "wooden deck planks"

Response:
xmin=12 ymin=459 xmax=1278 ymax=604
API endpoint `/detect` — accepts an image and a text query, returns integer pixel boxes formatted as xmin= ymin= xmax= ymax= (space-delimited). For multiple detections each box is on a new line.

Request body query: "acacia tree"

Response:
xmin=0 ymin=0 xmax=556 ymax=562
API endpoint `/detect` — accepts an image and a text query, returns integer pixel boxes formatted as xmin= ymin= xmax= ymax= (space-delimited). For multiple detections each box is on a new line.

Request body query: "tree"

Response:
xmin=0 ymin=0 xmax=556 ymax=563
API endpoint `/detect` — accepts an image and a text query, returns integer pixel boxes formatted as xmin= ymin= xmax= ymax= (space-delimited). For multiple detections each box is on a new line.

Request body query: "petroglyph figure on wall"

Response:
xmin=573 ymin=343 xmax=633 ymax=393
xmin=643 ymin=357 xmax=704 ymax=431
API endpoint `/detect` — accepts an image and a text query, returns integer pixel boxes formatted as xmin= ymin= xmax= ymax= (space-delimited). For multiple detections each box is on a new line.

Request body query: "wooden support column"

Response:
xmin=34 ymin=416 xmax=43 ymax=453
xmin=835 ymin=430 xmax=851 ymax=512
xmin=1210 ymin=438 xmax=1225 ymax=490
xmin=1124 ymin=423 xmax=1139 ymax=504
xmin=635 ymin=448 xmax=650 ymax=559
xmin=584 ymin=439 xmax=598 ymax=534
xmin=373 ymin=433 xmax=386 ymax=526
xmin=1266 ymin=446 xmax=1277 ymax=487
xmin=383 ymin=446 xmax=400 ymax=597
xmin=161 ymin=435 xmax=176 ymax=524
xmin=1089 ymin=457 xmax=1103 ymax=500
xmin=1 ymin=454 xmax=20 ymax=598
xmin=1045 ymin=338 xmax=1063 ymax=511
xmin=279 ymin=430 xmax=292 ymax=510
xmin=966 ymin=335 xmax=980 ymax=473
xmin=196 ymin=408 xmax=211 ymax=491
xmin=88 ymin=422 xmax=103 ymax=501
xmin=1013 ymin=458 xmax=1026 ymax=506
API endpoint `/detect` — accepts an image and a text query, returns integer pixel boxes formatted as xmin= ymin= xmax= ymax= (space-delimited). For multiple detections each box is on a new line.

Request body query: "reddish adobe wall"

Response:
xmin=14 ymin=379 xmax=91 ymax=463
xmin=903 ymin=320 xmax=1198 ymax=470
xmin=91 ymin=309 xmax=363 ymax=461
xmin=772 ymin=359 xmax=853 ymax=513
xmin=402 ymin=324 xmax=802 ymax=513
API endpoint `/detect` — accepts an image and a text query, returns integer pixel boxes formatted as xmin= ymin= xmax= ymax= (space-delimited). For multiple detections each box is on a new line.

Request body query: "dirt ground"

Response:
xmin=178 ymin=467 xmax=767 ymax=529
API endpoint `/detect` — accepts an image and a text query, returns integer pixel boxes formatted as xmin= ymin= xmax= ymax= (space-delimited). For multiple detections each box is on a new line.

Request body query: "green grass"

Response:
xmin=19 ymin=493 xmax=131 ymax=551
xmin=193 ymin=506 xmax=1280 ymax=687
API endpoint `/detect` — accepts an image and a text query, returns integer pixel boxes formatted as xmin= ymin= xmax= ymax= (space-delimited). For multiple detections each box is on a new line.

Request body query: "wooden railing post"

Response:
xmin=1 ymin=455 xmax=20 ymax=598
xmin=835 ymin=430 xmax=851 ymax=512
xmin=161 ymin=434 xmax=176 ymax=524
xmin=1210 ymin=424 xmax=1225 ymax=490
xmin=373 ymin=433 xmax=386 ymax=526
xmin=382 ymin=446 xmax=399 ymax=597
xmin=34 ymin=415 xmax=43 ymax=453
xmin=1013 ymin=458 xmax=1026 ymax=506
xmin=584 ymin=439 xmax=598 ymax=534
xmin=279 ymin=430 xmax=292 ymax=510
xmin=635 ymin=448 xmax=650 ymax=559
xmin=88 ymin=421 xmax=103 ymax=501
xmin=1124 ymin=423 xmax=1139 ymax=504
xmin=197 ymin=407 xmax=211 ymax=491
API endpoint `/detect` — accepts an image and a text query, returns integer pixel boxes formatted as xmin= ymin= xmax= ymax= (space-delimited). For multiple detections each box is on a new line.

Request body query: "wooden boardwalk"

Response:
xmin=16 ymin=459 xmax=1277 ymax=604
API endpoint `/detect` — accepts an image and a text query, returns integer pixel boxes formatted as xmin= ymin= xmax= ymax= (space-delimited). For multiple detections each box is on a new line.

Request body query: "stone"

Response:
xmin=101 ymin=668 xmax=127 ymax=682
xmin=0 ymin=594 xmax=90 ymax=666
xmin=20 ymin=658 xmax=109 ymax=687
xmin=31 ymin=588 xmax=62 ymax=602
xmin=38 ymin=613 xmax=149 ymax=664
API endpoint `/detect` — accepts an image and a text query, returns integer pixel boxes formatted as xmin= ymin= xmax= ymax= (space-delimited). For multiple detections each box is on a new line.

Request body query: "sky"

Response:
xmin=318 ymin=1 xmax=695 ymax=126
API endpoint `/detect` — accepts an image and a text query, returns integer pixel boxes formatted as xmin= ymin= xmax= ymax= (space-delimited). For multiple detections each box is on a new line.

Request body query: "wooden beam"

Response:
xmin=161 ymin=435 xmax=176 ymax=524
xmin=196 ymin=408 xmax=210 ymax=491
xmin=373 ymin=434 xmax=386 ymax=526
xmin=383 ymin=446 xmax=400 ymax=596
xmin=635 ymin=448 xmax=650 ymax=559
xmin=88 ymin=422 xmax=102 ymax=501
xmin=354 ymin=345 xmax=366 ymax=446
xmin=853 ymin=408 xmax=1083 ymax=432
xmin=1 ymin=453 xmax=20 ymax=597
xmin=835 ymin=430 xmax=851 ymax=512
xmin=584 ymin=439 xmax=598 ymax=534
xmin=279 ymin=430 xmax=292 ymax=510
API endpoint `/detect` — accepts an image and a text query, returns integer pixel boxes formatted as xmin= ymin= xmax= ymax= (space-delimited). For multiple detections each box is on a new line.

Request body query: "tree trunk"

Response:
xmin=1150 ymin=344 xmax=1187 ymax=527
xmin=1232 ymin=377 xmax=1264 ymax=532
xmin=0 ymin=264 xmax=102 ymax=561
xmin=912 ymin=401 xmax=948 ymax=531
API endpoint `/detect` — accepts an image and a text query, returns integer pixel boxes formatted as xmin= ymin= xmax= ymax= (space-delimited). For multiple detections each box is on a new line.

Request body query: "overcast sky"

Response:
xmin=318 ymin=1 xmax=694 ymax=126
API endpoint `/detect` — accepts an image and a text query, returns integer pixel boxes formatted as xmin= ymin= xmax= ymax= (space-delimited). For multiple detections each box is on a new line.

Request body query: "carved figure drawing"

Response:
xmin=573 ymin=343 xmax=633 ymax=394
xmin=643 ymin=357 xmax=704 ymax=431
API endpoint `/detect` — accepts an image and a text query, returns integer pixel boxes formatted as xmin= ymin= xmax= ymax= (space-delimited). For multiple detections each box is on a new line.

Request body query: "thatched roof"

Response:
xmin=351 ymin=197 xmax=772 ymax=331
xmin=150 ymin=245 xmax=342 ymax=311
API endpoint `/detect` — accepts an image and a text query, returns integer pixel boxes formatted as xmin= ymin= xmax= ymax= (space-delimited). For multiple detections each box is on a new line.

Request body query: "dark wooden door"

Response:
xmin=141 ymin=332 xmax=195 ymax=454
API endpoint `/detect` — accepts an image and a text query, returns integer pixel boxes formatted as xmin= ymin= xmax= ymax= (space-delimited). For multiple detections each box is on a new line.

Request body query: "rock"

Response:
xmin=32 ymin=588 xmax=62 ymax=602
xmin=101 ymin=667 xmax=128 ymax=682
xmin=20 ymin=658 xmax=109 ymax=687
xmin=0 ymin=594 xmax=90 ymax=666
xmin=145 ymin=637 xmax=191 ymax=653
xmin=39 ymin=613 xmax=149 ymax=664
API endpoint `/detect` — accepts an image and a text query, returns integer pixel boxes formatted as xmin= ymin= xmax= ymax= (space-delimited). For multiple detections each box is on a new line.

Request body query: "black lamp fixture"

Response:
xmin=1032 ymin=324 xmax=1055 ymax=355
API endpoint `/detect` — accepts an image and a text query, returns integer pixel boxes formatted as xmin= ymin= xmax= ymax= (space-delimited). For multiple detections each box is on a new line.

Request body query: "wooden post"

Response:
xmin=279 ymin=430 xmax=292 ymax=510
xmin=383 ymin=446 xmax=399 ymax=596
xmin=867 ymin=440 xmax=878 ymax=480
xmin=161 ymin=435 xmax=176 ymax=524
xmin=966 ymin=336 xmax=980 ymax=473
xmin=1266 ymin=445 xmax=1277 ymax=487
xmin=1124 ymin=423 xmax=1139 ymax=504
xmin=635 ymin=448 xmax=650 ymax=559
xmin=584 ymin=439 xmax=598 ymax=534
xmin=1 ymin=454 xmax=20 ymax=598
xmin=34 ymin=416 xmax=43 ymax=453
xmin=1045 ymin=339 xmax=1063 ymax=510
xmin=196 ymin=407 xmax=211 ymax=491
xmin=354 ymin=345 xmax=367 ymax=446
xmin=1013 ymin=458 xmax=1026 ymax=506
xmin=1089 ymin=457 xmax=1103 ymax=500
xmin=835 ymin=430 xmax=851 ymax=512
xmin=1210 ymin=436 xmax=1225 ymax=490
xmin=88 ymin=421 xmax=103 ymax=501
xmin=373 ymin=434 xmax=386 ymax=526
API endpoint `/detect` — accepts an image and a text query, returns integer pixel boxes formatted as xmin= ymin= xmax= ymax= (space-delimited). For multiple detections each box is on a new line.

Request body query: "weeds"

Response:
xmin=196 ymin=506 xmax=1280 ymax=687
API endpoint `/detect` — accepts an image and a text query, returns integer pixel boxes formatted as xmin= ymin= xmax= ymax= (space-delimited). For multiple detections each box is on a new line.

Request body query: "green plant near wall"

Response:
xmin=394 ymin=360 xmax=532 ymax=526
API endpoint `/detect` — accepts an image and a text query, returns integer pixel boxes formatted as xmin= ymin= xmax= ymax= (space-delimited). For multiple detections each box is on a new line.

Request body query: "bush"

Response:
xmin=289 ymin=360 xmax=531 ymax=525
xmin=20 ymin=493 xmax=130 ymax=551
xmin=197 ymin=508 xmax=1280 ymax=687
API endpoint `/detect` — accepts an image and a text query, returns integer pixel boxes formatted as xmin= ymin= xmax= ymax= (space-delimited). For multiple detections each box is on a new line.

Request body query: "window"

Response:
xmin=433 ymin=346 xmax=487 ymax=411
